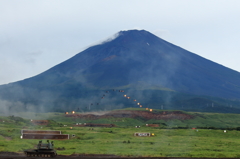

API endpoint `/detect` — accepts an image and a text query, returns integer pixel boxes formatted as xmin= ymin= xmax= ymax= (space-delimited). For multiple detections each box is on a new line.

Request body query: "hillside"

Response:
xmin=1 ymin=29 xmax=240 ymax=113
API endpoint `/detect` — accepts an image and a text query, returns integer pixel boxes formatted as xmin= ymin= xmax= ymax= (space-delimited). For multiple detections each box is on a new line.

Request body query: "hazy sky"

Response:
xmin=1 ymin=0 xmax=240 ymax=85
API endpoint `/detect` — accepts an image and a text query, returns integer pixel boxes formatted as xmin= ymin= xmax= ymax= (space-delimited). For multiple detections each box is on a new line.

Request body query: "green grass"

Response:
xmin=1 ymin=110 xmax=240 ymax=157
xmin=1 ymin=125 xmax=240 ymax=157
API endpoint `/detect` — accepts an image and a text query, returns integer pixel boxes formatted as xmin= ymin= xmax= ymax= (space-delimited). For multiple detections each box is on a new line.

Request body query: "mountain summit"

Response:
xmin=1 ymin=29 xmax=240 ymax=113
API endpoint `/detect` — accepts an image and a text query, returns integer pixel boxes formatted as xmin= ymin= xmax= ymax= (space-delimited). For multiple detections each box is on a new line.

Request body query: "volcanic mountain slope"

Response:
xmin=1 ymin=29 xmax=240 ymax=112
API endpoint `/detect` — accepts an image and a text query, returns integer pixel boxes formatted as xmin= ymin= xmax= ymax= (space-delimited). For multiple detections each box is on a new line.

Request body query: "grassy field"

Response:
xmin=1 ymin=110 xmax=240 ymax=157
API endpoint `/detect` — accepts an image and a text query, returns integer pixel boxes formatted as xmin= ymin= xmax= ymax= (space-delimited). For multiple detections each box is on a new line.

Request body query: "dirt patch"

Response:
xmin=66 ymin=110 xmax=194 ymax=120
xmin=146 ymin=124 xmax=159 ymax=127
xmin=31 ymin=120 xmax=49 ymax=125
xmin=75 ymin=123 xmax=115 ymax=127
xmin=0 ymin=135 xmax=12 ymax=141
xmin=4 ymin=137 xmax=12 ymax=141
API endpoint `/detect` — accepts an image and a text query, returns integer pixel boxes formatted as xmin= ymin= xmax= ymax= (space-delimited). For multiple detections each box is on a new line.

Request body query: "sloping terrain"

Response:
xmin=1 ymin=30 xmax=240 ymax=113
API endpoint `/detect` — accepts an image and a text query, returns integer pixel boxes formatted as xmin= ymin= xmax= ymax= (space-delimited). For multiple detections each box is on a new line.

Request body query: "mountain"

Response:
xmin=1 ymin=29 xmax=240 ymax=113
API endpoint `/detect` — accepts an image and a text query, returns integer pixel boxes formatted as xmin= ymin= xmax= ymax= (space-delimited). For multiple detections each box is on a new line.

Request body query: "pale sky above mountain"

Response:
xmin=0 ymin=0 xmax=240 ymax=85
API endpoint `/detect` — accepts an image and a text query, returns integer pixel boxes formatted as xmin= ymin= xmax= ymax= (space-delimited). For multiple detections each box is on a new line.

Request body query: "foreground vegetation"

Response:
xmin=1 ymin=110 xmax=240 ymax=157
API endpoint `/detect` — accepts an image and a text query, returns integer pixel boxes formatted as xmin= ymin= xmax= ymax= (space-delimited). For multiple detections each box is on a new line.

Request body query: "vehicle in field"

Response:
xmin=24 ymin=140 xmax=57 ymax=157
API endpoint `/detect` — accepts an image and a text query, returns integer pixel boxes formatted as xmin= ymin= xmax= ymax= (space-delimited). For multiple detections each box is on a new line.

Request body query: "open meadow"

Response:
xmin=1 ymin=110 xmax=240 ymax=158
